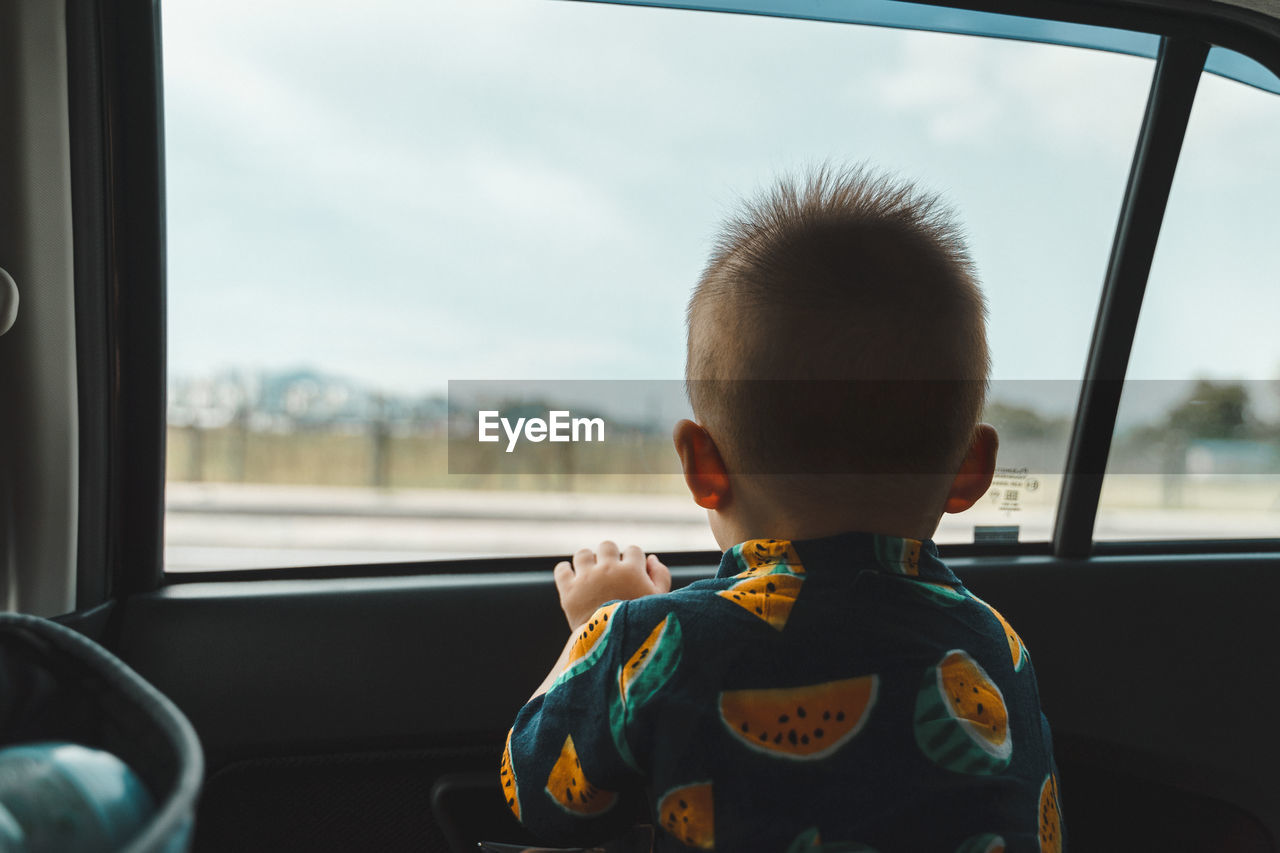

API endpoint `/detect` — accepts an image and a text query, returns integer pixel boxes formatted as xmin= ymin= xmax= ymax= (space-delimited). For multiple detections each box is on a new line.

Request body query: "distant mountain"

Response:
xmin=167 ymin=367 xmax=446 ymax=430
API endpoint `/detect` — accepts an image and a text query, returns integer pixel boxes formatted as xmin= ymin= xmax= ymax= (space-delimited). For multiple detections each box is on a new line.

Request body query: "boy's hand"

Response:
xmin=554 ymin=541 xmax=672 ymax=630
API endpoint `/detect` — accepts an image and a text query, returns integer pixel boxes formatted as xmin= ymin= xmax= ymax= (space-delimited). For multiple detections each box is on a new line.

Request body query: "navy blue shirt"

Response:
xmin=503 ymin=533 xmax=1063 ymax=852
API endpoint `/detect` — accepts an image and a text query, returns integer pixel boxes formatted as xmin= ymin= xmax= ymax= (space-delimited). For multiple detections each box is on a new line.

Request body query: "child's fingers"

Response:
xmin=572 ymin=547 xmax=597 ymax=572
xmin=647 ymin=553 xmax=672 ymax=593
xmin=595 ymin=540 xmax=621 ymax=563
xmin=553 ymin=560 xmax=573 ymax=592
xmin=620 ymin=544 xmax=646 ymax=570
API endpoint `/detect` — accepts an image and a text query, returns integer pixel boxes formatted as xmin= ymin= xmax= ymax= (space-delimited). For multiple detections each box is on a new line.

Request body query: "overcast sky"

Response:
xmin=161 ymin=0 xmax=1280 ymax=405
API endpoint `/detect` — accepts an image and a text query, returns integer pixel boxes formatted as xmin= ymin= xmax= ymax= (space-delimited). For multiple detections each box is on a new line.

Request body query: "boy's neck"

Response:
xmin=712 ymin=506 xmax=941 ymax=550
xmin=708 ymin=474 xmax=951 ymax=550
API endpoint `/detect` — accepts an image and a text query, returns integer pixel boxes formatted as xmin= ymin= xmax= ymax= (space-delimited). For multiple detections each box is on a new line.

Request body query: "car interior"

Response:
xmin=2 ymin=0 xmax=1279 ymax=850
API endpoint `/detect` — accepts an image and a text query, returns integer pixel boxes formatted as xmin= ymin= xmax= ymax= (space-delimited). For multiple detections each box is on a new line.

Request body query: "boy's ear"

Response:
xmin=943 ymin=424 xmax=999 ymax=515
xmin=672 ymin=419 xmax=731 ymax=511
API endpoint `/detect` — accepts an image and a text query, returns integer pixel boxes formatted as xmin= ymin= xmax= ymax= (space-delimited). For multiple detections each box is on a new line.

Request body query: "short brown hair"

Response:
xmin=686 ymin=164 xmax=989 ymax=478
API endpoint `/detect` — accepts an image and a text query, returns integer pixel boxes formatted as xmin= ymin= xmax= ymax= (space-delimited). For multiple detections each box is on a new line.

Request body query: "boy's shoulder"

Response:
xmin=614 ymin=577 xmax=731 ymax=627
xmin=631 ymin=569 xmax=780 ymax=609
xmin=616 ymin=567 xmax=806 ymax=640
xmin=615 ymin=563 xmax=1034 ymax=677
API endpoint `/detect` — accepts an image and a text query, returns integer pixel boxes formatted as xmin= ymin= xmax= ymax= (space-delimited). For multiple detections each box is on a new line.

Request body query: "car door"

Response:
xmin=3 ymin=0 xmax=1280 ymax=851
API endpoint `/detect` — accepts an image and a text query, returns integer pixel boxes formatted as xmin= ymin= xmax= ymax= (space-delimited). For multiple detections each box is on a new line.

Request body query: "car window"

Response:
xmin=1096 ymin=53 xmax=1280 ymax=541
xmin=161 ymin=0 xmax=1153 ymax=570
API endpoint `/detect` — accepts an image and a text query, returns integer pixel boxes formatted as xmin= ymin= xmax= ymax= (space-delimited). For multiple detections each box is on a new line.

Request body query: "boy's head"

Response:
xmin=677 ymin=165 xmax=996 ymax=544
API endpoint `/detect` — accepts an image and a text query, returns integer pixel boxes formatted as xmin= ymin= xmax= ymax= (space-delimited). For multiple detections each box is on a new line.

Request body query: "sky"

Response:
xmin=160 ymin=0 xmax=1280 ymax=414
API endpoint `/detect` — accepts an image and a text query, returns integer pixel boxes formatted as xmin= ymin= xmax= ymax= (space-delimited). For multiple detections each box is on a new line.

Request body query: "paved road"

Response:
xmin=164 ymin=481 xmax=1279 ymax=572
xmin=165 ymin=482 xmax=717 ymax=571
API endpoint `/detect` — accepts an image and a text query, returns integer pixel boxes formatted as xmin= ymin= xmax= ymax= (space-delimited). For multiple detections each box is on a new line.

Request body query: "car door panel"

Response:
xmin=110 ymin=554 xmax=1279 ymax=850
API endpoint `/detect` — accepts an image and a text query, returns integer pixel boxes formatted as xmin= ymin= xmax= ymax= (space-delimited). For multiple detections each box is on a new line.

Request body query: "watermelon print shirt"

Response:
xmin=502 ymin=532 xmax=1063 ymax=852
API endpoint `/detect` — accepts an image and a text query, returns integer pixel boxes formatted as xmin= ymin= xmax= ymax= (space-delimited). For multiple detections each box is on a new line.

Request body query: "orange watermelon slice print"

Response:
xmin=658 ymin=781 xmax=714 ymax=849
xmin=720 ymin=675 xmax=878 ymax=760
xmin=609 ymin=613 xmax=683 ymax=770
xmin=969 ymin=594 xmax=1029 ymax=672
xmin=914 ymin=649 xmax=1012 ymax=774
xmin=499 ymin=728 xmax=521 ymax=821
xmin=717 ymin=572 xmax=804 ymax=631
xmin=544 ymin=734 xmax=617 ymax=817
xmin=731 ymin=538 xmax=805 ymax=578
xmin=617 ymin=613 xmax=683 ymax=700
xmin=1039 ymin=773 xmax=1062 ymax=853
xmin=551 ymin=601 xmax=621 ymax=690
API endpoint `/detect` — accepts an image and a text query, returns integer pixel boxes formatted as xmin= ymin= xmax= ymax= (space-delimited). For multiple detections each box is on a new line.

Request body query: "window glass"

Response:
xmin=1097 ymin=58 xmax=1280 ymax=541
xmin=162 ymin=0 xmax=1152 ymax=570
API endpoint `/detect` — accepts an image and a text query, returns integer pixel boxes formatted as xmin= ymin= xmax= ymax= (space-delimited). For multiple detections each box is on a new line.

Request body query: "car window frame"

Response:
xmin=75 ymin=0 xmax=1280 ymax=602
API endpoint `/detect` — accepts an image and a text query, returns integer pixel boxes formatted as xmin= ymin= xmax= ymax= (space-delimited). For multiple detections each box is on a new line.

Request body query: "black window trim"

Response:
xmin=68 ymin=0 xmax=111 ymax=609
xmin=1051 ymin=35 xmax=1210 ymax=560
xmin=92 ymin=0 xmax=169 ymax=601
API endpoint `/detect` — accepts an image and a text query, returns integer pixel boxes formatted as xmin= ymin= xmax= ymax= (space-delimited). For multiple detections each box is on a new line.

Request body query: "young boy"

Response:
xmin=500 ymin=167 xmax=1063 ymax=852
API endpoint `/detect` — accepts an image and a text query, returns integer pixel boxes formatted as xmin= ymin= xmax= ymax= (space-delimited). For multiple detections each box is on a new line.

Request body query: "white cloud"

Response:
xmin=866 ymin=32 xmax=1153 ymax=158
xmin=162 ymin=0 xmax=1279 ymax=394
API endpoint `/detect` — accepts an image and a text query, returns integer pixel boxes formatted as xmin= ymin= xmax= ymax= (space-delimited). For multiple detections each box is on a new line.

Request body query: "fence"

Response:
xmin=164 ymin=425 xmax=688 ymax=494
